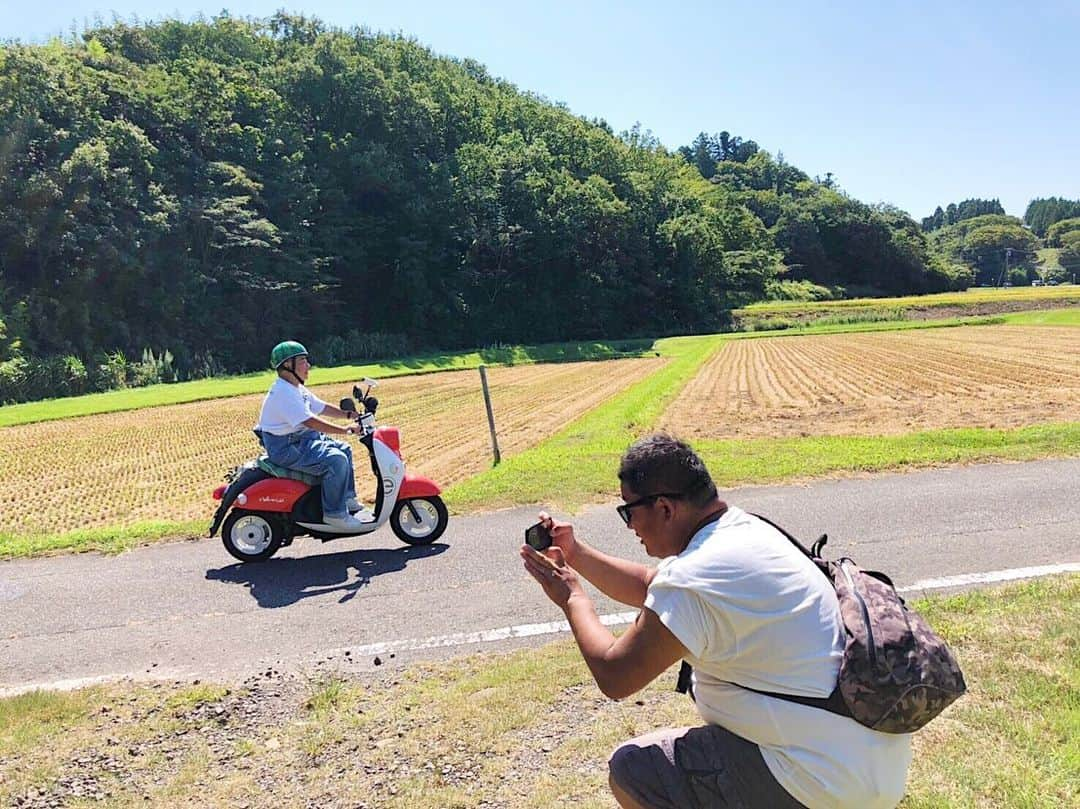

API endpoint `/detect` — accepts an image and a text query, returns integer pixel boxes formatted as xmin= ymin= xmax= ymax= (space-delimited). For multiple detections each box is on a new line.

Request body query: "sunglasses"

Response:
xmin=616 ymin=492 xmax=684 ymax=526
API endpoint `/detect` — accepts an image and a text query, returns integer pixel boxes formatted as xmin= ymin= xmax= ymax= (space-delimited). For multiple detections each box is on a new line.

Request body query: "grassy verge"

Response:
xmin=2 ymin=574 xmax=1075 ymax=808
xmin=449 ymin=420 xmax=1080 ymax=515
xmin=999 ymin=307 xmax=1080 ymax=326
xmin=0 ymin=339 xmax=655 ymax=429
xmin=0 ymin=519 xmax=206 ymax=559
xmin=694 ymin=423 xmax=1080 ymax=489
xmin=445 ymin=319 xmax=1017 ymax=512
xmin=447 ymin=313 xmax=1079 ymax=512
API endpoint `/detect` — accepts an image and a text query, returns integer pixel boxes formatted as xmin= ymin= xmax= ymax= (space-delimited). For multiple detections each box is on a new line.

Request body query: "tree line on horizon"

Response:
xmin=910 ymin=197 xmax=1080 ymax=287
xmin=0 ymin=14 xmax=1076 ymax=404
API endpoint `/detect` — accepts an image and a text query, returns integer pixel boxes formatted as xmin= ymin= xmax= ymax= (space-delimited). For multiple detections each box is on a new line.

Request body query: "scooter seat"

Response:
xmin=256 ymin=455 xmax=321 ymax=487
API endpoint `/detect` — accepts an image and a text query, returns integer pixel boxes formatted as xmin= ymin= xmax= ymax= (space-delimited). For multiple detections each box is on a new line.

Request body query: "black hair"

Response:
xmin=617 ymin=433 xmax=717 ymax=508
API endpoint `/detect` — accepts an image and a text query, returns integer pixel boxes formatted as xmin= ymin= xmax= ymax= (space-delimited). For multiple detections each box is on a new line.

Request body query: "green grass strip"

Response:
xmin=0 ymin=339 xmax=655 ymax=429
xmin=998 ymin=308 xmax=1080 ymax=326
xmin=446 ymin=318 xmax=1080 ymax=513
xmin=695 ymin=422 xmax=1080 ymax=489
xmin=0 ymin=520 xmax=205 ymax=559
xmin=445 ymin=334 xmax=724 ymax=512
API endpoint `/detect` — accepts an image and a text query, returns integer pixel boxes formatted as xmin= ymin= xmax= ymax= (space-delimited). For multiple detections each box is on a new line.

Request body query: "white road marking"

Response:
xmin=341 ymin=563 xmax=1080 ymax=659
xmin=342 ymin=610 xmax=641 ymax=659
xmin=898 ymin=563 xmax=1080 ymax=593
xmin=3 ymin=563 xmax=1077 ymax=697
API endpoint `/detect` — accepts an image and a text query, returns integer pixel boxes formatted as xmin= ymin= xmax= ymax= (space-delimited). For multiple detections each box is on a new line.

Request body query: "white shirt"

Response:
xmin=256 ymin=378 xmax=327 ymax=436
xmin=644 ymin=506 xmax=911 ymax=809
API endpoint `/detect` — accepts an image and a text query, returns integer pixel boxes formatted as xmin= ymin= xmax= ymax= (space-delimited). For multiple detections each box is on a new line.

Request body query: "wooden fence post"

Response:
xmin=479 ymin=365 xmax=501 ymax=466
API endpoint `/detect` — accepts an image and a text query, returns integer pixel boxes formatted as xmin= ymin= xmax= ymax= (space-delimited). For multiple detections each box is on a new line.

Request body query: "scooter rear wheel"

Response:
xmin=390 ymin=496 xmax=449 ymax=545
xmin=222 ymin=510 xmax=285 ymax=562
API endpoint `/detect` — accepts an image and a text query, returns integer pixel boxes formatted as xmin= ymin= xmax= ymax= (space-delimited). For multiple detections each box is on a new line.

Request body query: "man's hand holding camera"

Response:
xmin=520 ymin=512 xmax=586 ymax=610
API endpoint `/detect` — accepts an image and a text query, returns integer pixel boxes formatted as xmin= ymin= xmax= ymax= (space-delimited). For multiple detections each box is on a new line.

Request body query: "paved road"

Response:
xmin=2 ymin=459 xmax=1078 ymax=694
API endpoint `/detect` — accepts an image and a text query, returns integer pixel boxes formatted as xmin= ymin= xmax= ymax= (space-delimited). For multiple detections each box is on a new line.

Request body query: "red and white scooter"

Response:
xmin=209 ymin=379 xmax=448 ymax=562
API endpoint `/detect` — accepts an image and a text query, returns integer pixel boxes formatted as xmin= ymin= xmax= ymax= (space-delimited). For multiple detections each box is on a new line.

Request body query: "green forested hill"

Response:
xmin=0 ymin=13 xmax=956 ymax=402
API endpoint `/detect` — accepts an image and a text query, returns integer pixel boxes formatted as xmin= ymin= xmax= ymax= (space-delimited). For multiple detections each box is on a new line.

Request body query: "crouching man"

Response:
xmin=520 ymin=434 xmax=910 ymax=809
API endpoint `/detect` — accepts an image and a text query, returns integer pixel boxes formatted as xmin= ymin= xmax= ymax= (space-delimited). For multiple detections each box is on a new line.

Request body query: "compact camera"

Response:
xmin=524 ymin=521 xmax=552 ymax=551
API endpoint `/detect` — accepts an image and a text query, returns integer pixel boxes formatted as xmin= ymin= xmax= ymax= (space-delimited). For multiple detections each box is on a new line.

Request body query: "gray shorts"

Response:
xmin=608 ymin=725 xmax=806 ymax=809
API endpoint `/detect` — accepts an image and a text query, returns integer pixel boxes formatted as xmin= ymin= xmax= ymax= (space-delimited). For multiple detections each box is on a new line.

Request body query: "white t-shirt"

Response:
xmin=256 ymin=379 xmax=327 ymax=435
xmin=644 ymin=506 xmax=911 ymax=809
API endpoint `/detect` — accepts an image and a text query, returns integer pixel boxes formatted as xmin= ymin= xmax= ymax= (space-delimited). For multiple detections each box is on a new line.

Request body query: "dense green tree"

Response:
xmin=1024 ymin=197 xmax=1080 ymax=237
xmin=921 ymin=198 xmax=1004 ymax=231
xmin=927 ymin=215 xmax=1036 ymax=286
xmin=677 ymin=130 xmax=759 ymax=179
xmin=1045 ymin=217 xmax=1080 ymax=247
xmin=694 ymin=148 xmax=951 ymax=296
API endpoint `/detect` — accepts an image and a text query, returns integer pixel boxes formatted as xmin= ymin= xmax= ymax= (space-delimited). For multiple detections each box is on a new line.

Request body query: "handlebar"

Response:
xmin=340 ymin=380 xmax=380 ymax=437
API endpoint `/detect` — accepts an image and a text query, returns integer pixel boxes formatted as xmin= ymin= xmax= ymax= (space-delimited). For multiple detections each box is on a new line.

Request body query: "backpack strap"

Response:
xmin=676 ymin=661 xmax=695 ymax=699
xmin=675 ymin=660 xmax=851 ymax=719
xmin=736 ymin=681 xmax=851 ymax=718
xmin=751 ymin=512 xmax=829 ymax=561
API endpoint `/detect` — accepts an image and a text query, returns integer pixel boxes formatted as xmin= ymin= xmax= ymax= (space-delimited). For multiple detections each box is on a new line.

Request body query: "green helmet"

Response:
xmin=270 ymin=340 xmax=308 ymax=369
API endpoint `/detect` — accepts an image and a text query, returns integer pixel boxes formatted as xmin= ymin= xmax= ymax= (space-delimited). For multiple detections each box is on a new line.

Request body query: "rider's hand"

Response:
xmin=538 ymin=511 xmax=579 ymax=565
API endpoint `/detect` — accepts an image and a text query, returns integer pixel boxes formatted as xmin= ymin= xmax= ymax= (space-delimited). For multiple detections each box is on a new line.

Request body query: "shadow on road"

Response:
xmin=204 ymin=543 xmax=448 ymax=608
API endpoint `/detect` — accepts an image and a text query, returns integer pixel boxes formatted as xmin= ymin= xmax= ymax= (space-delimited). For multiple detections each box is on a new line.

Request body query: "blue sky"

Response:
xmin=3 ymin=1 xmax=1077 ymax=220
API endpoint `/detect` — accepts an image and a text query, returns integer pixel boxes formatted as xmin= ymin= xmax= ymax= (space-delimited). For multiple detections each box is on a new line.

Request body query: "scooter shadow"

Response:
xmin=205 ymin=543 xmax=449 ymax=609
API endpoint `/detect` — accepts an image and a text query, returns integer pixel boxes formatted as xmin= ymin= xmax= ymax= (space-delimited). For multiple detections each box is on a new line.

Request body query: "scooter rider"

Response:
xmin=256 ymin=341 xmax=369 ymax=531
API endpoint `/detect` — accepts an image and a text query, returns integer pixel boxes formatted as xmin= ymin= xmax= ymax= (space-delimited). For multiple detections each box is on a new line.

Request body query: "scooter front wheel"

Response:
xmin=390 ymin=496 xmax=449 ymax=545
xmin=222 ymin=510 xmax=285 ymax=562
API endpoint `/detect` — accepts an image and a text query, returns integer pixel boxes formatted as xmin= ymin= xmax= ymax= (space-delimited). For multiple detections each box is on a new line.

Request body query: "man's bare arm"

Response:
xmin=564 ymin=600 xmax=686 ymax=700
xmin=302 ymin=416 xmax=353 ymax=436
xmin=565 ymin=539 xmax=657 ymax=608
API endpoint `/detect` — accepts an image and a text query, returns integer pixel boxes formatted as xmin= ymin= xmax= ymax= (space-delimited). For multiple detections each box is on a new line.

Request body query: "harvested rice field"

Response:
xmin=0 ymin=356 xmax=666 ymax=537
xmin=660 ymin=325 xmax=1080 ymax=439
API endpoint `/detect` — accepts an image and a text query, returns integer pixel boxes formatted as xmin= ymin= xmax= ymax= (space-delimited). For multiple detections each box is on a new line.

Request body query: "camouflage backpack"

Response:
xmin=677 ymin=515 xmax=967 ymax=734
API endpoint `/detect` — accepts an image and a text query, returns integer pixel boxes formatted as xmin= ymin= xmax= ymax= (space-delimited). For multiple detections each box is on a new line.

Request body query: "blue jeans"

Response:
xmin=261 ymin=428 xmax=358 ymax=520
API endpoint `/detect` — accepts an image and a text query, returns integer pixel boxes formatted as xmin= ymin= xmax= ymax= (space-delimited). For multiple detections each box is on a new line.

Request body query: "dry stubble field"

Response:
xmin=0 ymin=357 xmax=665 ymax=538
xmin=660 ymin=325 xmax=1080 ymax=439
